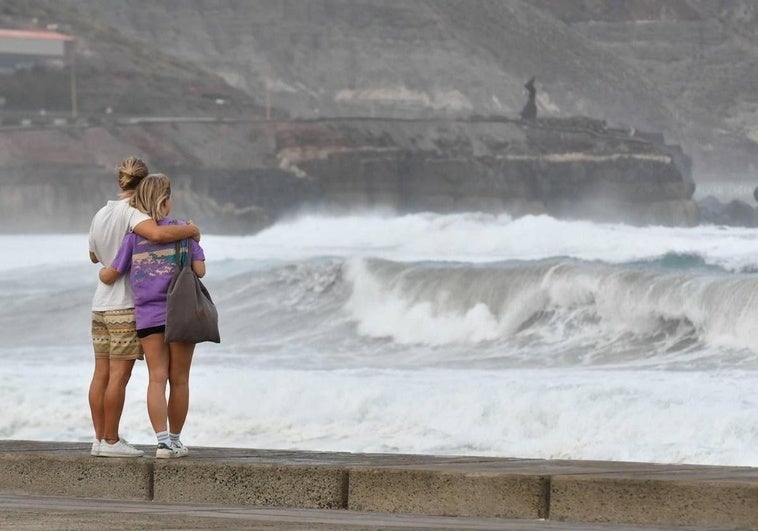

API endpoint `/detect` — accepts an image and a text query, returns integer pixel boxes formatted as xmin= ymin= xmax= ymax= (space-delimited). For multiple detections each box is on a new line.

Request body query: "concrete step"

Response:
xmin=1 ymin=440 xmax=756 ymax=529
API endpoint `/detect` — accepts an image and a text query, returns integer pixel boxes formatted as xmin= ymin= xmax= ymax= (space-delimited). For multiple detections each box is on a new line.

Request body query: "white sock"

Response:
xmin=169 ymin=432 xmax=181 ymax=445
xmin=156 ymin=431 xmax=170 ymax=447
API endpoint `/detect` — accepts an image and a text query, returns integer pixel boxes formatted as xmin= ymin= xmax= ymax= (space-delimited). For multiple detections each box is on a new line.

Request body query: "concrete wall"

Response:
xmin=2 ymin=441 xmax=758 ymax=528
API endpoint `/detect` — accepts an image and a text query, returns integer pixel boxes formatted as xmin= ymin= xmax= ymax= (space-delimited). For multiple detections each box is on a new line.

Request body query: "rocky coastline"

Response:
xmin=0 ymin=115 xmax=707 ymax=233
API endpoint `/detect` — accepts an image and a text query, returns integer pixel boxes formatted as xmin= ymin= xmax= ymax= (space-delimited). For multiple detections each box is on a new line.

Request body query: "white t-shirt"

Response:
xmin=88 ymin=199 xmax=151 ymax=311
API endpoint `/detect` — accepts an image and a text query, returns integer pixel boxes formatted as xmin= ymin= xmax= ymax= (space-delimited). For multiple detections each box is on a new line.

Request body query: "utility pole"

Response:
xmin=265 ymin=73 xmax=271 ymax=120
xmin=69 ymin=39 xmax=78 ymax=119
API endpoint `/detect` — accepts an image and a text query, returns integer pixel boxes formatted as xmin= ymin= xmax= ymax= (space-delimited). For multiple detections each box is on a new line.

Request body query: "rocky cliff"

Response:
xmin=278 ymin=116 xmax=696 ymax=225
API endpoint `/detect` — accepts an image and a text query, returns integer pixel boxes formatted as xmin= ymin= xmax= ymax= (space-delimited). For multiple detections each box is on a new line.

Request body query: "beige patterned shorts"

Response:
xmin=91 ymin=309 xmax=143 ymax=361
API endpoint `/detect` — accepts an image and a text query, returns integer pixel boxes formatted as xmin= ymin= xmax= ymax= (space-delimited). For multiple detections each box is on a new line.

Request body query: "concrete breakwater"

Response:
xmin=1 ymin=441 xmax=757 ymax=528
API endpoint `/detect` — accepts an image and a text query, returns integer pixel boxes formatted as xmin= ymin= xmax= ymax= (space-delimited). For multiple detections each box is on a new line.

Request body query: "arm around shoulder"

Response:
xmin=133 ymin=219 xmax=200 ymax=244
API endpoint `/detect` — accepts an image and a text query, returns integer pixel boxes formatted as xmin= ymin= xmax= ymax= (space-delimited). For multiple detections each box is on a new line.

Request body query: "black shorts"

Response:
xmin=136 ymin=325 xmax=166 ymax=339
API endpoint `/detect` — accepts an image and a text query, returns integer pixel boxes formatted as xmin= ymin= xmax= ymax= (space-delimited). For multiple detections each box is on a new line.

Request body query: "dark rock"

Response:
xmin=697 ymin=195 xmax=723 ymax=223
xmin=697 ymin=195 xmax=757 ymax=227
xmin=723 ymin=200 xmax=757 ymax=227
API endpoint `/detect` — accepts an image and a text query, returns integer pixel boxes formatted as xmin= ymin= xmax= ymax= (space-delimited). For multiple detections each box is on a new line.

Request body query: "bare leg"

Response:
xmin=141 ymin=333 xmax=170 ymax=434
xmin=102 ymin=359 xmax=136 ymax=443
xmin=88 ymin=358 xmax=110 ymax=440
xmin=167 ymin=342 xmax=195 ymax=435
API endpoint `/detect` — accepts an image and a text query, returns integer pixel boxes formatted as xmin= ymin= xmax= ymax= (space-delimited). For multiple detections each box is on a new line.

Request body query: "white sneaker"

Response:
xmin=155 ymin=442 xmax=178 ymax=459
xmin=172 ymin=440 xmax=189 ymax=457
xmin=90 ymin=439 xmax=101 ymax=457
xmin=99 ymin=438 xmax=144 ymax=458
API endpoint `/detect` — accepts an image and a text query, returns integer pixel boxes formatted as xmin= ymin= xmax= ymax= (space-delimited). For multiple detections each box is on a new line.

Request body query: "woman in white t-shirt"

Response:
xmin=87 ymin=157 xmax=200 ymax=458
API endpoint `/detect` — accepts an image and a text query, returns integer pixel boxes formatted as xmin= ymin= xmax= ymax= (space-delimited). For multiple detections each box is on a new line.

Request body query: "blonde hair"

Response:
xmin=117 ymin=156 xmax=149 ymax=191
xmin=131 ymin=173 xmax=172 ymax=221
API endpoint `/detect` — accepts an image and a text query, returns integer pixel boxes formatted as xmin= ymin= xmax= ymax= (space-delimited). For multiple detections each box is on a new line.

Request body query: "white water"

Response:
xmin=2 ymin=213 xmax=758 ymax=466
xmin=4 ymin=212 xmax=758 ymax=270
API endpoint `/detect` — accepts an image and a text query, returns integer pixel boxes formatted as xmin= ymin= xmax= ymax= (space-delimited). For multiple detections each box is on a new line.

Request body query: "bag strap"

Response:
xmin=174 ymin=239 xmax=191 ymax=269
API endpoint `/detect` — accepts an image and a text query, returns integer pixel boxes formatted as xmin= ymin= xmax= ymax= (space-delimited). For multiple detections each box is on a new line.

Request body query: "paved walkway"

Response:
xmin=0 ymin=494 xmax=715 ymax=530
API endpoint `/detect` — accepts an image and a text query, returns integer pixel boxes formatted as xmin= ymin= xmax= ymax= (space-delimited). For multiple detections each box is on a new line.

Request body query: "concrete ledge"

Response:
xmin=0 ymin=452 xmax=152 ymax=501
xmin=551 ymin=473 xmax=758 ymax=528
xmin=348 ymin=467 xmax=548 ymax=519
xmin=153 ymin=460 xmax=347 ymax=508
xmin=2 ymin=440 xmax=758 ymax=529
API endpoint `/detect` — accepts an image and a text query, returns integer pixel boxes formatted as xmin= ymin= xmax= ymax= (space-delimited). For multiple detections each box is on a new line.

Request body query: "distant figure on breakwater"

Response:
xmin=520 ymin=77 xmax=537 ymax=120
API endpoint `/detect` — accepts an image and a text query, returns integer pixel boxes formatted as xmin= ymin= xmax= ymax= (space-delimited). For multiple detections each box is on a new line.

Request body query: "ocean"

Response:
xmin=2 ymin=212 xmax=758 ymax=466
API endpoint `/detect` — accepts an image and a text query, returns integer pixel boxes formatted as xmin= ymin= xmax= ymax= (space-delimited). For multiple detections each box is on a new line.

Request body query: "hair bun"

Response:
xmin=117 ymin=156 xmax=149 ymax=191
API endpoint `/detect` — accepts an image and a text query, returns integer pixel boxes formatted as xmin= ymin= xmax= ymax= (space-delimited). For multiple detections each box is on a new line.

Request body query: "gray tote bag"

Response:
xmin=165 ymin=239 xmax=220 ymax=344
